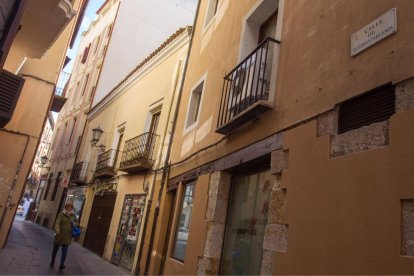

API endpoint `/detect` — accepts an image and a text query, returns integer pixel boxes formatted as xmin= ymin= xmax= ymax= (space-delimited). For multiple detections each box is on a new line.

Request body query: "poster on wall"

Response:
xmin=112 ymin=194 xmax=146 ymax=270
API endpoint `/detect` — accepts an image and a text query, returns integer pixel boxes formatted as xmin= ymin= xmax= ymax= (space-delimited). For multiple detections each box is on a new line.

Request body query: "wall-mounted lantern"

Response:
xmin=40 ymin=156 xmax=48 ymax=166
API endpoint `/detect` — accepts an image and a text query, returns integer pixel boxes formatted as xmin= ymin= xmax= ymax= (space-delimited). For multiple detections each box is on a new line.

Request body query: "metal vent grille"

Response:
xmin=0 ymin=69 xmax=24 ymax=127
xmin=338 ymin=84 xmax=395 ymax=134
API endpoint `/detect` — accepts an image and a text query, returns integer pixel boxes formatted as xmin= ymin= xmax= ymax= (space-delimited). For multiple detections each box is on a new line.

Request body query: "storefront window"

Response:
xmin=112 ymin=194 xmax=146 ymax=270
xmin=172 ymin=183 xmax=195 ymax=262
xmin=66 ymin=188 xmax=86 ymax=221
xmin=221 ymin=170 xmax=272 ymax=275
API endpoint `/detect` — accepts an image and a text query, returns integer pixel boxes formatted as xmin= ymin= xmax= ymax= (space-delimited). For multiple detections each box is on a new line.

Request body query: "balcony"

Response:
xmin=118 ymin=132 xmax=158 ymax=173
xmin=51 ymin=71 xmax=71 ymax=112
xmin=216 ymin=37 xmax=280 ymax=135
xmin=15 ymin=0 xmax=76 ymax=59
xmin=69 ymin=162 xmax=89 ymax=186
xmin=94 ymin=149 xmax=118 ymax=179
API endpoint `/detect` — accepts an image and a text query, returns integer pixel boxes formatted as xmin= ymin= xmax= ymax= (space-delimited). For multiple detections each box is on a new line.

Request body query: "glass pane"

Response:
xmin=221 ymin=170 xmax=272 ymax=275
xmin=112 ymin=194 xmax=146 ymax=270
xmin=120 ymin=195 xmax=146 ymax=269
xmin=172 ymin=184 xmax=195 ymax=261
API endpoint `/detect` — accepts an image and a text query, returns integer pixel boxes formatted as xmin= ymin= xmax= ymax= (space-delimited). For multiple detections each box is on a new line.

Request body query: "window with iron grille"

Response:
xmin=172 ymin=183 xmax=195 ymax=262
xmin=338 ymin=84 xmax=395 ymax=134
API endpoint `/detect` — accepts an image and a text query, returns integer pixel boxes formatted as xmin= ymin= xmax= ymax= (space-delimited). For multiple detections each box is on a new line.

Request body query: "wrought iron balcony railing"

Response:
xmin=216 ymin=37 xmax=280 ymax=135
xmin=55 ymin=71 xmax=71 ymax=96
xmin=70 ymin=162 xmax=89 ymax=185
xmin=51 ymin=71 xmax=71 ymax=112
xmin=94 ymin=149 xmax=119 ymax=179
xmin=119 ymin=132 xmax=158 ymax=173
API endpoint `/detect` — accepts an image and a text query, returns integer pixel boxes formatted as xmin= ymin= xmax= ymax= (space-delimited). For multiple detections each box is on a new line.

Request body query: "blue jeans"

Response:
xmin=51 ymin=244 xmax=68 ymax=267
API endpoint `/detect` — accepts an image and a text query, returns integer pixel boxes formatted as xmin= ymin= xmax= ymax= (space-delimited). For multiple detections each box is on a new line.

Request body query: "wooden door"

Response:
xmin=84 ymin=191 xmax=117 ymax=256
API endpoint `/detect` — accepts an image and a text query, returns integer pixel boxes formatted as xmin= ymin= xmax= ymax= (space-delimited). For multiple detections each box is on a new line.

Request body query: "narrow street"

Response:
xmin=0 ymin=217 xmax=128 ymax=275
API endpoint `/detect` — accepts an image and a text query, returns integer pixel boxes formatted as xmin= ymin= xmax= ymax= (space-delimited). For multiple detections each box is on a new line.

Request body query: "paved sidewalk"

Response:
xmin=0 ymin=216 xmax=128 ymax=275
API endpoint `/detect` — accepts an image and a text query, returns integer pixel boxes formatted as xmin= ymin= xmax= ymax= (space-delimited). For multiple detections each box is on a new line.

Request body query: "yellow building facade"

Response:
xmin=73 ymin=27 xmax=191 ymax=273
xmin=0 ymin=0 xmax=87 ymax=248
xmin=36 ymin=0 xmax=119 ymax=230
xmin=144 ymin=0 xmax=414 ymax=274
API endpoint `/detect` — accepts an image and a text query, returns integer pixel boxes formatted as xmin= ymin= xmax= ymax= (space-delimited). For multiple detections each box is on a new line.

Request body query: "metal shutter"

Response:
xmin=338 ymin=84 xmax=395 ymax=134
xmin=0 ymin=69 xmax=25 ymax=127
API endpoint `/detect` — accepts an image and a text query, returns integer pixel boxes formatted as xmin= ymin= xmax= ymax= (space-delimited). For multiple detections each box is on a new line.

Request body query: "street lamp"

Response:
xmin=40 ymin=156 xmax=48 ymax=166
xmin=91 ymin=126 xmax=103 ymax=144
xmin=91 ymin=126 xmax=105 ymax=151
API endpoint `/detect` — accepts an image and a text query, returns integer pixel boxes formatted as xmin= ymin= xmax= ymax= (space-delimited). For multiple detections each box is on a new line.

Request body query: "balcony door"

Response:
xmin=258 ymin=11 xmax=277 ymax=44
xmin=116 ymin=133 xmax=123 ymax=154
xmin=113 ymin=130 xmax=124 ymax=168
xmin=146 ymin=112 xmax=160 ymax=156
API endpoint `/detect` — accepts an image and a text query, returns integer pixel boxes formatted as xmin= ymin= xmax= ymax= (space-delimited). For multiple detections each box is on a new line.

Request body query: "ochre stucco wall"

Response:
xmin=169 ymin=0 xmax=414 ymax=179
xmin=162 ymin=0 xmax=414 ymax=274
xmin=273 ymin=110 xmax=414 ymax=274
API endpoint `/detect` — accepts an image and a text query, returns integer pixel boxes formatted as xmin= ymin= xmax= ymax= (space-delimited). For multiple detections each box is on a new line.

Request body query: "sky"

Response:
xmin=64 ymin=0 xmax=105 ymax=73
xmin=52 ymin=0 xmax=105 ymax=120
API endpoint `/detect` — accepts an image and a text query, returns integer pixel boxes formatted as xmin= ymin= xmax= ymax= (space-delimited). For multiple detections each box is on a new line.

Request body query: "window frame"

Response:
xmin=203 ymin=0 xmax=219 ymax=31
xmin=67 ymin=117 xmax=77 ymax=144
xmin=171 ymin=181 xmax=196 ymax=263
xmin=81 ymin=74 xmax=90 ymax=96
xmin=50 ymin=172 xmax=62 ymax=201
xmin=183 ymin=73 xmax=207 ymax=134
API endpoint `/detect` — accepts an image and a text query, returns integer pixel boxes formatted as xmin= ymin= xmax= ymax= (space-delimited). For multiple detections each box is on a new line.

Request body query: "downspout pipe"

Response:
xmin=136 ymin=47 xmax=183 ymax=275
xmin=143 ymin=1 xmax=201 ymax=274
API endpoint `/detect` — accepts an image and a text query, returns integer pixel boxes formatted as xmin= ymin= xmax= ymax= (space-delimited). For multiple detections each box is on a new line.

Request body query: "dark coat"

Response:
xmin=54 ymin=212 xmax=77 ymax=245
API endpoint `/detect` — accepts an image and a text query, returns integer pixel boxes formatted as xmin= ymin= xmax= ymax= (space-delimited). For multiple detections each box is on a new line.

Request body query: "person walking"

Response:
xmin=50 ymin=202 xmax=77 ymax=271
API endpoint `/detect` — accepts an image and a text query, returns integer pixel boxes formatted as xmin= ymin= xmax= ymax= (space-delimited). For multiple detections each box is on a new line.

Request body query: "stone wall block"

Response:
xmin=317 ymin=110 xmax=337 ymax=137
xmin=205 ymin=196 xmax=228 ymax=223
xmin=208 ymin=171 xmax=231 ymax=199
xmin=271 ymin=150 xmax=289 ymax=175
xmin=268 ymin=188 xmax=287 ymax=224
xmin=330 ymin=121 xmax=388 ymax=158
xmin=402 ymin=199 xmax=414 ymax=256
xmin=396 ymin=78 xmax=414 ymax=113
xmin=204 ymin=222 xmax=225 ymax=259
xmin=263 ymin=224 xmax=288 ymax=252
xmin=197 ymin=256 xmax=220 ymax=275
xmin=260 ymin=250 xmax=275 ymax=275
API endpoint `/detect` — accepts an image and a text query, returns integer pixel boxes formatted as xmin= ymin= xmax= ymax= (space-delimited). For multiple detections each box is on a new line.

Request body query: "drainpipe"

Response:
xmin=134 ymin=170 xmax=157 ymax=275
xmin=143 ymin=1 xmax=201 ymax=274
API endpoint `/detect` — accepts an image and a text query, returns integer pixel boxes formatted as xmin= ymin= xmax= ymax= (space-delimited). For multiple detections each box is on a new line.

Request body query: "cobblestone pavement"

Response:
xmin=0 ymin=216 xmax=128 ymax=275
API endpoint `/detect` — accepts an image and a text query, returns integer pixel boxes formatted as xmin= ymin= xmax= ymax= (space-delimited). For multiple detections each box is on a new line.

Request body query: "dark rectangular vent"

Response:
xmin=338 ymin=84 xmax=395 ymax=134
xmin=0 ymin=69 xmax=25 ymax=127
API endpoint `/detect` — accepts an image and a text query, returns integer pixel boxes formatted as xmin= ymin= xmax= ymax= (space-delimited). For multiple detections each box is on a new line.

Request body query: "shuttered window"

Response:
xmin=0 ymin=69 xmax=25 ymax=127
xmin=81 ymin=43 xmax=91 ymax=64
xmin=338 ymin=84 xmax=395 ymax=134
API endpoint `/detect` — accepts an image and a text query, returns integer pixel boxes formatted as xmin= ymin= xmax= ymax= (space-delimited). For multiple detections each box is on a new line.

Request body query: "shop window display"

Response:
xmin=112 ymin=194 xmax=146 ymax=270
